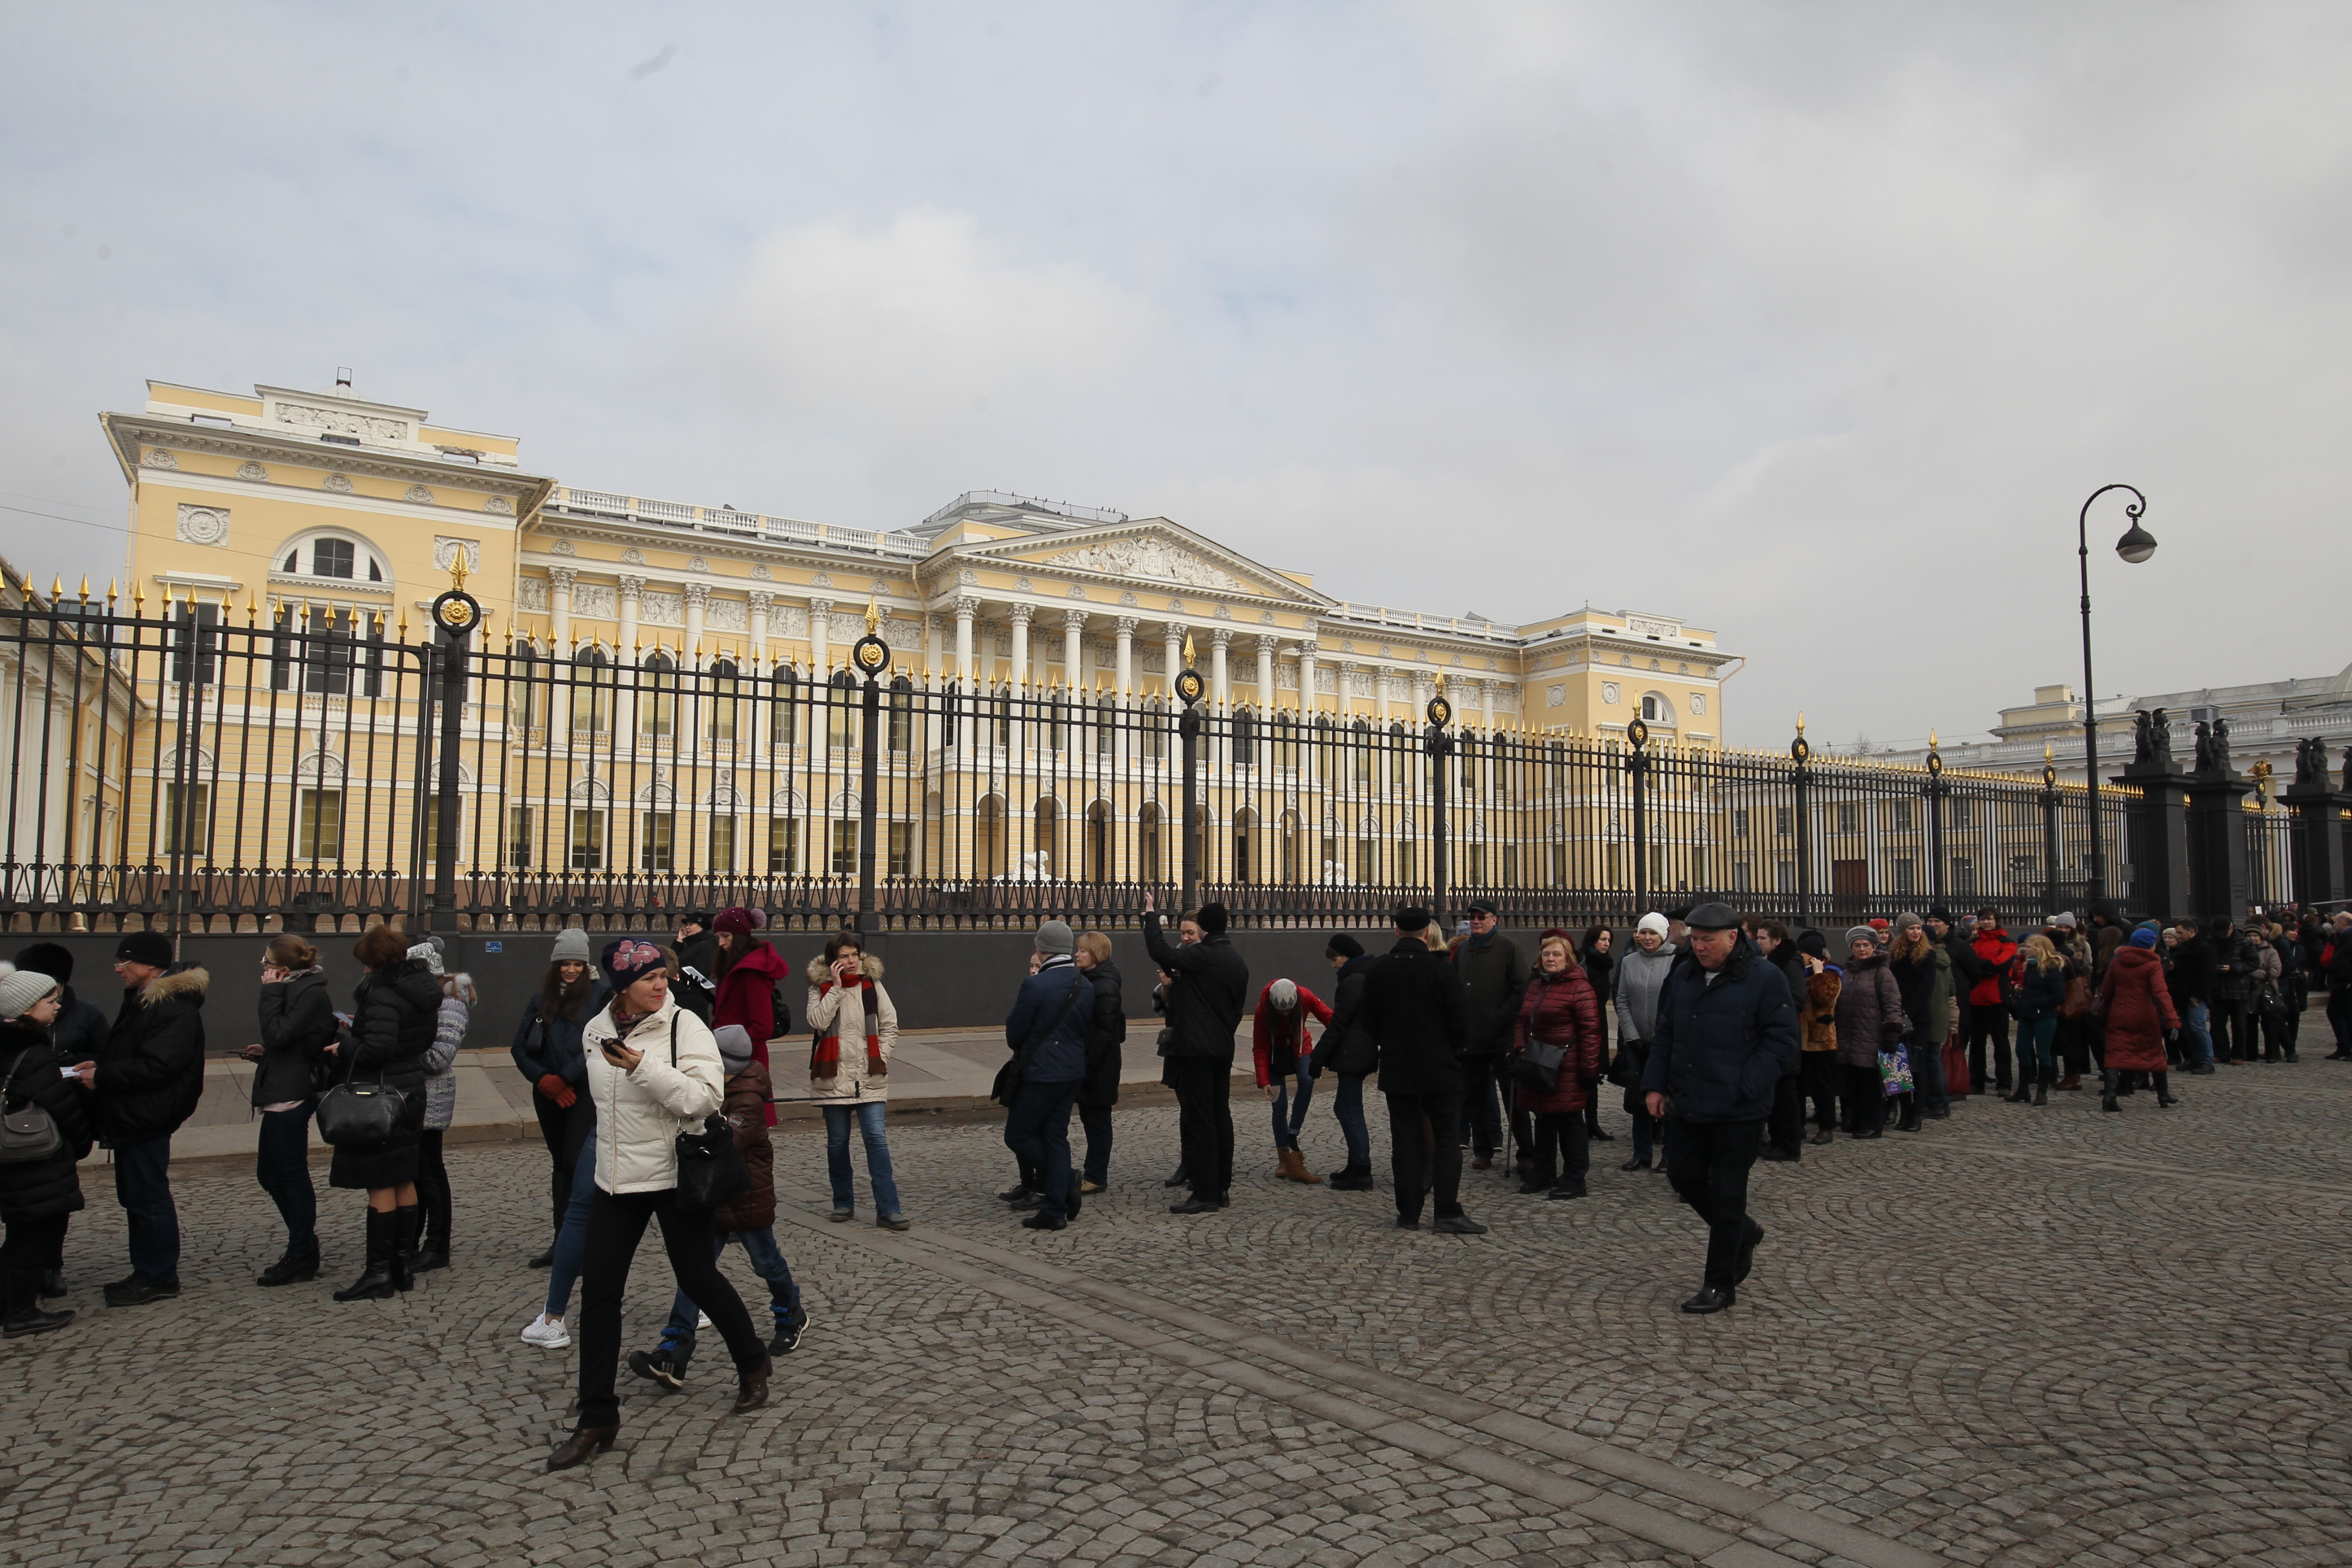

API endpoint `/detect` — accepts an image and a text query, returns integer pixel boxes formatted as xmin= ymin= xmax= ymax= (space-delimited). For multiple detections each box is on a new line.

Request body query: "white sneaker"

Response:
xmin=521 ymin=1312 xmax=571 ymax=1349
xmin=695 ymin=1312 xmax=712 ymax=1330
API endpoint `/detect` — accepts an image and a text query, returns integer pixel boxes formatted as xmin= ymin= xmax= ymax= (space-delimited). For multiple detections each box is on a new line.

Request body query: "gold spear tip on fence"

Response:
xmin=448 ymin=549 xmax=470 ymax=595
xmin=1182 ymin=630 xmax=1196 ymax=665
xmin=78 ymin=575 xmax=89 ymax=602
xmin=245 ymin=592 xmax=258 ymax=624
xmin=1796 ymin=711 xmax=1806 ymax=736
xmin=2043 ymin=739 xmax=2055 ymax=762
xmin=110 ymin=579 xmax=121 ymax=604
xmin=865 ymin=592 xmax=880 ymax=637
xmin=50 ymin=575 xmax=62 ymax=601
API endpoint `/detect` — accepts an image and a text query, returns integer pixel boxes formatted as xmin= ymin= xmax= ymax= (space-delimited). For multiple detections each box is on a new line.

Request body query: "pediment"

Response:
xmin=950 ymin=520 xmax=1327 ymax=608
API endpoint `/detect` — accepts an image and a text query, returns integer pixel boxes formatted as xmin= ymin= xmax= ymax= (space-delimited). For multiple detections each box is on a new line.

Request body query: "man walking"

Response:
xmin=1641 ymin=904 xmax=1798 ymax=1313
xmin=1450 ymin=900 xmax=1525 ymax=1171
xmin=1142 ymin=894 xmax=1249 ymax=1214
xmin=75 ymin=932 xmax=209 ymax=1306
xmin=1355 ymin=906 xmax=1485 ymax=1234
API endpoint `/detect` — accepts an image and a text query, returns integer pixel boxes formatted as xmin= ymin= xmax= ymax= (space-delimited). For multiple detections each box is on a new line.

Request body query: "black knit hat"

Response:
xmin=1325 ymin=933 xmax=1365 ymax=960
xmin=13 ymin=942 xmax=73 ymax=985
xmin=1796 ymin=930 xmax=1829 ymax=960
xmin=115 ymin=930 xmax=174 ymax=969
xmin=1196 ymin=902 xmax=1230 ymax=935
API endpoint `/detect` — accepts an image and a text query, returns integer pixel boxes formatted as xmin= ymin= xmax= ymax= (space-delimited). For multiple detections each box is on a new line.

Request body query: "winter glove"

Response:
xmin=536 ymin=1073 xmax=577 ymax=1109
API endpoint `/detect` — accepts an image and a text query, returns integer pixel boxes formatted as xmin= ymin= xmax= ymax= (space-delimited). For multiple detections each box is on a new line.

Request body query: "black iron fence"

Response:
xmin=0 ymin=589 xmax=2327 ymax=936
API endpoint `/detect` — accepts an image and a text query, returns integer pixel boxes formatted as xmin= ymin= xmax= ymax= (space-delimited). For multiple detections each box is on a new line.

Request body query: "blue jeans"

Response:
xmin=113 ymin=1135 xmax=180 ymax=1283
xmin=1001 ymin=1079 xmax=1079 ymax=1221
xmin=823 ymin=1101 xmax=903 ymax=1218
xmin=544 ymin=1128 xmax=597 ymax=1319
xmin=255 ymin=1103 xmax=317 ymax=1253
xmin=1270 ymin=1063 xmax=1314 ymax=1150
xmin=2018 ymin=1016 xmax=2059 ymax=1079
xmin=1332 ymin=1074 xmax=1371 ymax=1169
xmin=2181 ymin=1000 xmax=2214 ymax=1067
xmin=663 ymin=1228 xmax=804 ymax=1368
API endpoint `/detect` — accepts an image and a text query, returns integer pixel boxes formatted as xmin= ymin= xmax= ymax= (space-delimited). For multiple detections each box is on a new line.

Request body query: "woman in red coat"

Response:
xmin=711 ymin=908 xmax=791 ymax=1126
xmin=2097 ymin=927 xmax=2179 ymax=1112
xmin=1512 ymin=931 xmax=1604 ymax=1199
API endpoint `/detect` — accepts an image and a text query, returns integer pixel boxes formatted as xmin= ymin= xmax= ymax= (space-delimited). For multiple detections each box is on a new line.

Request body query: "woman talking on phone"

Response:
xmin=548 ymin=938 xmax=770 ymax=1472
xmin=805 ymin=928 xmax=905 ymax=1228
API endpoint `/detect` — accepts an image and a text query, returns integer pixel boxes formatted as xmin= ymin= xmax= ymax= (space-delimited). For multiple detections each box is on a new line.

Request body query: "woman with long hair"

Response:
xmin=511 ymin=928 xmax=604 ymax=1268
xmin=2010 ymin=934 xmax=2069 ymax=1106
xmin=1886 ymin=914 xmax=1951 ymax=1128
xmin=713 ymin=909 xmax=790 ymax=1124
xmin=330 ymin=923 xmax=443 ymax=1301
xmin=248 ymin=934 xmax=334 ymax=1285
xmin=1576 ymin=924 xmax=1615 ymax=1147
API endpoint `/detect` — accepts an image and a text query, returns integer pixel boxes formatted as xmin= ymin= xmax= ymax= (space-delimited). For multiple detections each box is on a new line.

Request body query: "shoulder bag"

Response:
xmin=0 ymin=1049 xmax=65 ymax=1165
xmin=1511 ymin=1036 xmax=1567 ymax=1092
xmin=992 ymin=971 xmax=1087 ymax=1108
xmin=669 ymin=1020 xmax=749 ymax=1212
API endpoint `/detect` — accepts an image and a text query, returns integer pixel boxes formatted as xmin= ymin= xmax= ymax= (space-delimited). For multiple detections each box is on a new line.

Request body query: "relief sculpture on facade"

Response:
xmin=1043 ymin=537 xmax=1247 ymax=594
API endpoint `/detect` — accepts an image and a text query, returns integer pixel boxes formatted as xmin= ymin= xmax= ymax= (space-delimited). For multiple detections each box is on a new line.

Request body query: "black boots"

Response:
xmin=2 ymin=1268 xmax=74 ymax=1337
xmin=390 ymin=1205 xmax=420 ymax=1292
xmin=256 ymin=1246 xmax=321 ymax=1287
xmin=2032 ymin=1070 xmax=2049 ymax=1108
xmin=2154 ymin=1071 xmax=2178 ymax=1108
xmin=333 ymin=1210 xmax=400 ymax=1301
xmin=2099 ymin=1070 xmax=2120 ymax=1113
xmin=1327 ymin=1165 xmax=1375 ymax=1190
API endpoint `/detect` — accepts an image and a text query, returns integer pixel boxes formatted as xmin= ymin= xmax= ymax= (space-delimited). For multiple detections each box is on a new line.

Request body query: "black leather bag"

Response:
xmin=666 ymin=1025 xmax=748 ymax=1211
xmin=1511 ymin=1038 xmax=1567 ymax=1092
xmin=0 ymin=1049 xmax=64 ymax=1166
xmin=316 ymin=1067 xmax=406 ymax=1149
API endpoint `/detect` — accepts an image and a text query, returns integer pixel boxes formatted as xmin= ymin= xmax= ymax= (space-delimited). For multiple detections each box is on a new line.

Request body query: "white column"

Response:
xmin=1162 ymin=621 xmax=1184 ymax=695
xmin=807 ymin=596 xmax=834 ymax=774
xmin=1210 ymin=628 xmax=1232 ymax=710
xmin=1114 ymin=616 xmax=1137 ymax=696
xmin=954 ymin=596 xmax=977 ymax=684
xmin=746 ymin=590 xmax=771 ymax=664
xmin=1377 ymin=664 xmax=1396 ymax=725
xmin=1297 ymin=638 xmax=1318 ymax=718
xmin=1008 ymin=603 xmax=1033 ymax=695
xmin=683 ymin=582 xmax=708 ymax=659
xmin=1063 ymin=609 xmax=1086 ymax=694
xmin=1480 ymin=678 xmax=1497 ymax=734
xmin=616 ymin=574 xmax=644 ymax=657
xmin=808 ymin=597 xmax=834 ymax=677
xmin=548 ymin=566 xmax=575 ymax=650
xmin=1339 ymin=660 xmax=1359 ymax=718
xmin=1253 ymin=635 xmax=1275 ymax=712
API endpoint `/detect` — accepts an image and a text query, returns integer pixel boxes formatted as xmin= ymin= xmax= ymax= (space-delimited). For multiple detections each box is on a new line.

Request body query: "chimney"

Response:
xmin=334 ymin=366 xmax=353 ymax=390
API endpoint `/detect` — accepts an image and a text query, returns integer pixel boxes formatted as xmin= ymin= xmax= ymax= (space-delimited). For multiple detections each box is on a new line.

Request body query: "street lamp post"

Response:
xmin=2077 ymin=482 xmax=2159 ymax=909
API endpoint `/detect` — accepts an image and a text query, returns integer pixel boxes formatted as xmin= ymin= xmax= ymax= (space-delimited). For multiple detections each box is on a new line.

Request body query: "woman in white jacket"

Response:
xmin=805 ymin=930 xmax=908 ymax=1228
xmin=548 ymin=939 xmax=771 ymax=1472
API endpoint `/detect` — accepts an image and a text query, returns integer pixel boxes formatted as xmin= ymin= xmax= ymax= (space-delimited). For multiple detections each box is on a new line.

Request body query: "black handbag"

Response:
xmin=0 ymin=1049 xmax=64 ymax=1166
xmin=316 ymin=1066 xmax=407 ymax=1149
xmin=1511 ymin=1037 xmax=1568 ymax=1091
xmin=667 ymin=1025 xmax=748 ymax=1211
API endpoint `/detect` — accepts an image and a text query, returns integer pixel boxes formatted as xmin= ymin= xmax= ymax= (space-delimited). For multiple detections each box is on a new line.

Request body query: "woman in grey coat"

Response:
xmin=1832 ymin=927 xmax=1908 ymax=1140
xmin=411 ymin=936 xmax=471 ymax=1274
xmin=1612 ymin=914 xmax=1677 ymax=1173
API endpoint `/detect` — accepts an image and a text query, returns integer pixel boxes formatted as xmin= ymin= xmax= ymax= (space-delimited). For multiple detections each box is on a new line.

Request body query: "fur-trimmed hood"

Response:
xmin=807 ymin=952 xmax=887 ymax=984
xmin=139 ymin=966 xmax=210 ymax=1006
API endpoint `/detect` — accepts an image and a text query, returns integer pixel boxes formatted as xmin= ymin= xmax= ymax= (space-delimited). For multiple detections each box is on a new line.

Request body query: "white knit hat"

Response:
xmin=1637 ymin=912 xmax=1670 ymax=938
xmin=1269 ymin=978 xmax=1297 ymax=1012
xmin=0 ymin=965 xmax=61 ymax=1020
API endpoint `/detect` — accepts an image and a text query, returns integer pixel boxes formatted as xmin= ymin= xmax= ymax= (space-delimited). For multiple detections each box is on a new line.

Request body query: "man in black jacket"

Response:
xmin=1310 ymin=934 xmax=1380 ymax=1189
xmin=1073 ymin=931 xmax=1125 ymax=1194
xmin=672 ymin=914 xmax=718 ymax=1025
xmin=1354 ymin=907 xmax=1485 ymax=1234
xmin=2168 ymin=919 xmax=2216 ymax=1073
xmin=1450 ymin=900 xmax=1524 ymax=1171
xmin=2326 ymin=911 xmax=2352 ymax=1059
xmin=1142 ymin=894 xmax=1249 ymax=1213
xmin=1641 ymin=904 xmax=1798 ymax=1313
xmin=75 ymin=932 xmax=209 ymax=1306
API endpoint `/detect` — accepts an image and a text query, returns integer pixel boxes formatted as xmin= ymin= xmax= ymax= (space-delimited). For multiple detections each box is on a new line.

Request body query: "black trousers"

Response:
xmin=1457 ymin=1056 xmax=1504 ymax=1154
xmin=1765 ymin=1070 xmax=1804 ymax=1153
xmin=2055 ymin=1017 xmax=2091 ymax=1076
xmin=534 ymin=1091 xmax=596 ymax=1240
xmin=1967 ymin=1010 xmax=2011 ymax=1090
xmin=1078 ymin=1100 xmax=1114 ymax=1185
xmin=0 ymin=1211 xmax=69 ymax=1272
xmin=576 ymin=1186 xmax=764 ymax=1430
xmin=414 ymin=1129 xmax=451 ymax=1247
xmin=1530 ymin=1112 xmax=1589 ymax=1188
xmin=1383 ymin=1088 xmax=1465 ymax=1221
xmin=1800 ymin=1053 xmax=1838 ymax=1130
xmin=1002 ymin=1079 xmax=1080 ymax=1221
xmin=1838 ymin=1063 xmax=1886 ymax=1134
xmin=2213 ymin=1002 xmax=2255 ymax=1062
xmin=1169 ymin=1058 xmax=1234 ymax=1199
xmin=1662 ymin=1117 xmax=1764 ymax=1291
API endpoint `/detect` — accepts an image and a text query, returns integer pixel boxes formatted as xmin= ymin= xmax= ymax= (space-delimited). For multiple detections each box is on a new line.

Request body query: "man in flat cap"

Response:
xmin=1640 ymin=903 xmax=1798 ymax=1312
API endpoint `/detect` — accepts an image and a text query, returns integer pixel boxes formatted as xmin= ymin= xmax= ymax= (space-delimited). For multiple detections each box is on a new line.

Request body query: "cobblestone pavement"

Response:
xmin=7 ymin=1036 xmax=2352 ymax=1568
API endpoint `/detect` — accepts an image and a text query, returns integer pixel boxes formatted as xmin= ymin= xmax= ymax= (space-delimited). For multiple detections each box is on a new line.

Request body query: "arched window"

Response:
xmin=706 ymin=658 xmax=739 ymax=743
xmin=1278 ymin=808 xmax=1300 ymax=883
xmin=975 ymin=794 xmax=1008 ymax=880
xmin=1355 ymin=811 xmax=1379 ymax=885
xmin=1142 ymin=699 xmax=1167 ymax=762
xmin=828 ymin=669 xmax=858 ymax=751
xmin=639 ymin=652 xmax=677 ymax=738
xmin=507 ymin=641 xmax=539 ymax=732
xmin=1138 ymin=801 xmax=1162 ymax=883
xmin=771 ymin=664 xmax=800 ymax=748
xmin=1233 ymin=805 xmax=1258 ymax=884
xmin=1233 ymin=706 xmax=1257 ymax=767
xmin=1086 ymin=800 xmax=1112 ymax=883
xmin=922 ymin=791 xmax=944 ymax=879
xmin=1388 ymin=721 xmax=1409 ymax=788
xmin=1640 ymin=691 xmax=1677 ymax=726
xmin=1032 ymin=797 xmax=1058 ymax=878
xmin=887 ymin=674 xmax=914 ymax=753
xmin=1350 ymin=718 xmax=1373 ymax=788
xmin=1095 ymin=696 xmax=1115 ymax=758
xmin=273 ymin=528 xmax=390 ymax=586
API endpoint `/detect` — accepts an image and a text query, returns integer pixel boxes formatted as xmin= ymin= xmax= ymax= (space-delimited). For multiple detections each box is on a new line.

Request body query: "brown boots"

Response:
xmin=1276 ymin=1148 xmax=1322 ymax=1184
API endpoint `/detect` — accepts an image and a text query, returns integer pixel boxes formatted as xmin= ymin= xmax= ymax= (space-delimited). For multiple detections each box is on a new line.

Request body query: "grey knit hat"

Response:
xmin=1891 ymin=911 xmax=1924 ymax=933
xmin=550 ymin=927 xmax=593 ymax=963
xmin=0 ymin=964 xmax=60 ymax=1020
xmin=1034 ymin=920 xmax=1075 ymax=957
xmin=1845 ymin=925 xmax=1879 ymax=949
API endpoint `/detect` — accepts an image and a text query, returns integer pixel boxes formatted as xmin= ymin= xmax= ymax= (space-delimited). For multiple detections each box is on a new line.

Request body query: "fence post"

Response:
xmin=2039 ymin=752 xmax=2062 ymax=922
xmin=1626 ymin=718 xmax=1651 ymax=917
xmin=1175 ymin=640 xmax=1205 ymax=912
xmin=850 ymin=607 xmax=890 ymax=934
xmin=1924 ymin=739 xmax=1947 ymax=908
xmin=1426 ymin=683 xmax=1455 ymax=926
xmin=2283 ymin=739 xmax=2349 ymax=907
xmin=166 ymin=602 xmax=199 ymax=937
xmin=425 ymin=573 xmax=480 ymax=935
xmin=1791 ymin=717 xmax=1813 ymax=930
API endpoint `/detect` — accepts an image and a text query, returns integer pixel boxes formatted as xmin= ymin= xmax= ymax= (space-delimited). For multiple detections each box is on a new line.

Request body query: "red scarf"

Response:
xmin=811 ymin=977 xmax=885 ymax=1081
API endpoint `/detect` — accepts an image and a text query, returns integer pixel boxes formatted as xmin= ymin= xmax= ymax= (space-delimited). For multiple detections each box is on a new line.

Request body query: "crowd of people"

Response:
xmin=1 ymin=896 xmax=2345 ymax=1460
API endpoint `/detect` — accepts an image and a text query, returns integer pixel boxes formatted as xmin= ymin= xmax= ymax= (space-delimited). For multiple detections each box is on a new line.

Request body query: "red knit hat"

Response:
xmin=714 ymin=908 xmax=757 ymax=936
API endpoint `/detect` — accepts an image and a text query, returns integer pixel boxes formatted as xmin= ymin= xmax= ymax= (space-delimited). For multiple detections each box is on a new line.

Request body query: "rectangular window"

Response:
xmin=830 ymin=819 xmax=858 ymax=875
xmin=887 ymin=821 xmax=912 ymax=878
xmin=1732 ymin=860 xmax=1753 ymax=892
xmin=1951 ymin=855 xmax=1976 ymax=896
xmin=1775 ymin=806 xmax=1792 ymax=836
xmin=889 ymin=691 xmax=912 ymax=754
xmin=1501 ymin=844 xmax=1519 ymax=887
xmin=172 ymin=604 xmax=220 ymax=686
xmin=569 ymin=809 xmax=605 ymax=870
xmin=162 ymin=783 xmax=211 ymax=857
xmin=507 ymin=806 xmax=533 ymax=868
xmin=1549 ymin=842 xmax=1566 ymax=885
xmin=1355 ymin=836 xmax=1376 ymax=884
xmin=421 ymin=796 xmax=455 ymax=866
xmin=709 ymin=816 xmax=737 ymax=873
xmin=298 ymin=789 xmax=342 ymax=861
xmin=639 ymin=812 xmax=674 ymax=871
xmin=313 ymin=538 xmax=355 ymax=579
xmin=829 ymin=690 xmax=858 ymax=751
xmin=1836 ymin=802 xmax=1858 ymax=833
xmin=639 ymin=678 xmax=675 ymax=738
xmin=1891 ymin=801 xmax=1913 ymax=831
xmin=1948 ymin=797 xmax=1972 ymax=828
xmin=1467 ymin=843 xmax=1486 ymax=885
xmin=1776 ymin=859 xmax=1796 ymax=891
xmin=1893 ymin=857 xmax=1915 ymax=894
xmin=1734 ymin=808 xmax=1750 ymax=840
xmin=767 ymin=818 xmax=800 ymax=875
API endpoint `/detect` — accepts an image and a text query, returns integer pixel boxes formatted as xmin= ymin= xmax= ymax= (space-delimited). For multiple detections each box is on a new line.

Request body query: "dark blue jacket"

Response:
xmin=50 ymin=986 xmax=108 ymax=1065
xmin=1639 ymin=939 xmax=1799 ymax=1123
xmin=1006 ymin=959 xmax=1092 ymax=1085
xmin=510 ymin=983 xmax=609 ymax=1089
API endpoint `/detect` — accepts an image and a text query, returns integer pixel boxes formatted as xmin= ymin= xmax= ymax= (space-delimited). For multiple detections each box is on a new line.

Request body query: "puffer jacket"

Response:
xmin=1832 ymin=952 xmax=1908 ymax=1068
xmin=1310 ymin=953 xmax=1381 ymax=1077
xmin=347 ymin=959 xmax=441 ymax=1094
xmin=1006 ymin=958 xmax=1092 ymax=1085
xmin=510 ymin=981 xmax=608 ymax=1089
xmin=1639 ymin=939 xmax=1800 ymax=1122
xmin=2016 ymin=960 xmax=2067 ymax=1024
xmin=2098 ymin=946 xmax=2178 ymax=1073
xmin=1612 ymin=942 xmax=1677 ymax=1045
xmin=93 ymin=967 xmax=210 ymax=1147
xmin=423 ymin=984 xmax=469 ymax=1131
xmin=582 ymin=995 xmax=725 ymax=1195
xmin=2210 ymin=927 xmax=2259 ymax=1004
xmin=804 ymin=953 xmax=899 ymax=1106
xmin=710 ymin=1057 xmax=776 ymax=1233
xmin=0 ymin=1021 xmax=95 ymax=1224
xmin=1077 ymin=959 xmax=1125 ymax=1111
xmin=1251 ymin=982 xmax=1333 ymax=1088
xmin=1966 ymin=929 xmax=2018 ymax=1009
xmin=254 ymin=967 xmax=335 ymax=1106
xmin=1512 ymin=965 xmax=1603 ymax=1115
xmin=1800 ymin=967 xmax=1841 ymax=1051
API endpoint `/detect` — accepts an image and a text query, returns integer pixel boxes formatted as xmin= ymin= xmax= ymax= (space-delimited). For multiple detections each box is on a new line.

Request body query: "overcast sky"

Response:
xmin=4 ymin=3 xmax=2345 ymax=748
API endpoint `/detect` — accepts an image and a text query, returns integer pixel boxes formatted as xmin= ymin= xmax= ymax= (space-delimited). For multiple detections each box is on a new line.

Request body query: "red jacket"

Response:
xmin=1968 ymin=929 xmax=2018 ymax=1009
xmin=714 ymin=938 xmax=790 ymax=1124
xmin=1251 ymin=983 xmax=1333 ymax=1088
xmin=1512 ymin=965 xmax=1603 ymax=1114
xmin=2096 ymin=946 xmax=2178 ymax=1073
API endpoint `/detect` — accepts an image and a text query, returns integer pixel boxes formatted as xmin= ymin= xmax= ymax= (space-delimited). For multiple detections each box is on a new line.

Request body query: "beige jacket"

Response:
xmin=581 ymin=996 xmax=724 ymax=1195
xmin=804 ymin=953 xmax=900 ymax=1106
